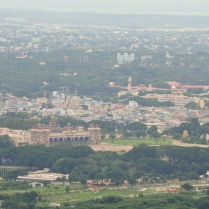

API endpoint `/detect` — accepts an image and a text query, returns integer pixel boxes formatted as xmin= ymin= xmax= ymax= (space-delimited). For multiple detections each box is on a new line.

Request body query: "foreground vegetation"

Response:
xmin=1 ymin=136 xmax=209 ymax=208
xmin=75 ymin=193 xmax=209 ymax=209
xmin=1 ymin=137 xmax=209 ymax=185
xmin=1 ymin=181 xmax=209 ymax=209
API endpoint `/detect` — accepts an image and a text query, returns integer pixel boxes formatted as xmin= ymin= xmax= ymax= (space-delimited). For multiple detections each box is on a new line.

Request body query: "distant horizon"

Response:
xmin=1 ymin=0 xmax=209 ymax=16
xmin=1 ymin=7 xmax=209 ymax=17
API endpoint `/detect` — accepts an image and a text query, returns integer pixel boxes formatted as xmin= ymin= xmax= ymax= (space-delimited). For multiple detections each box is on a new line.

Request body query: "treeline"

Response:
xmin=1 ymin=192 xmax=209 ymax=209
xmin=2 ymin=47 xmax=209 ymax=97
xmin=0 ymin=113 xmax=147 ymax=134
xmin=164 ymin=118 xmax=209 ymax=144
xmin=3 ymin=181 xmax=205 ymax=209
xmin=0 ymin=191 xmax=39 ymax=209
xmin=42 ymin=116 xmax=148 ymax=135
xmin=0 ymin=114 xmax=157 ymax=139
xmin=2 ymin=114 xmax=209 ymax=145
xmin=1 ymin=139 xmax=209 ymax=184
xmin=75 ymin=194 xmax=209 ymax=209
xmin=0 ymin=117 xmax=38 ymax=131
xmin=127 ymin=96 xmax=174 ymax=107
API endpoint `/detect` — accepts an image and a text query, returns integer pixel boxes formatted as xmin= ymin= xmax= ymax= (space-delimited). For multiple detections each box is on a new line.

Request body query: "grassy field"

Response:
xmin=102 ymin=138 xmax=172 ymax=146
xmin=0 ymin=179 xmax=207 ymax=208
xmin=0 ymin=181 xmax=147 ymax=207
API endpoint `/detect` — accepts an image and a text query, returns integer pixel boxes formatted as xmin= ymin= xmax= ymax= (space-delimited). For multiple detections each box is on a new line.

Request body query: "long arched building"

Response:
xmin=30 ymin=116 xmax=101 ymax=146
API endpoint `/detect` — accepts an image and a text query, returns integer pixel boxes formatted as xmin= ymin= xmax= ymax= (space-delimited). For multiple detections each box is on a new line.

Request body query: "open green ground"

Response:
xmin=0 ymin=179 xmax=208 ymax=208
xmin=102 ymin=138 xmax=172 ymax=146
xmin=0 ymin=181 xmax=151 ymax=206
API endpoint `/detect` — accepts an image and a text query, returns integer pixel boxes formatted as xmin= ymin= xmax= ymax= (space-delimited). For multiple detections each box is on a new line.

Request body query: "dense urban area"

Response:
xmin=1 ymin=9 xmax=209 ymax=209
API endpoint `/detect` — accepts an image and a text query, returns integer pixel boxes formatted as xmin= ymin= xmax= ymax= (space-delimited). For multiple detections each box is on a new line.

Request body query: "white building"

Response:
xmin=117 ymin=53 xmax=135 ymax=64
xmin=30 ymin=182 xmax=44 ymax=188
xmin=49 ymin=203 xmax=60 ymax=208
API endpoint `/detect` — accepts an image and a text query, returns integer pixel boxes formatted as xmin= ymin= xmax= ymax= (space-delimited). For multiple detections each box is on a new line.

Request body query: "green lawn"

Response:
xmin=102 ymin=138 xmax=172 ymax=146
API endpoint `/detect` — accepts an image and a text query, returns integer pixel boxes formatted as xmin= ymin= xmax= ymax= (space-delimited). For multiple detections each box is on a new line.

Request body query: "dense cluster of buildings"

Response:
xmin=1 ymin=79 xmax=209 ymax=145
xmin=1 ymin=20 xmax=209 ymax=145
xmin=1 ymin=21 xmax=209 ymax=70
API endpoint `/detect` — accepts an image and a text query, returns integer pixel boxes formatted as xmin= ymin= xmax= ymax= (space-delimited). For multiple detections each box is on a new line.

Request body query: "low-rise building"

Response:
xmin=17 ymin=173 xmax=68 ymax=182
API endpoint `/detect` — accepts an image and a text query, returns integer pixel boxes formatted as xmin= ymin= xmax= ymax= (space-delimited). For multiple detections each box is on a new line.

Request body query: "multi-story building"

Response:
xmin=30 ymin=116 xmax=101 ymax=146
xmin=117 ymin=53 xmax=135 ymax=64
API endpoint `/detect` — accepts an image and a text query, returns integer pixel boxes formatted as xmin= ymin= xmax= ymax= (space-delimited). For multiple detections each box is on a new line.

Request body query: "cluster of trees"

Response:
xmin=1 ymin=45 xmax=209 ymax=98
xmin=0 ymin=114 xmax=160 ymax=140
xmin=164 ymin=118 xmax=209 ymax=144
xmin=0 ymin=113 xmax=38 ymax=130
xmin=41 ymin=116 xmax=149 ymax=137
xmin=1 ymin=138 xmax=209 ymax=185
xmin=0 ymin=191 xmax=39 ymax=209
xmin=75 ymin=194 xmax=209 ymax=209
xmin=2 ymin=192 xmax=209 ymax=209
xmin=0 ymin=181 xmax=30 ymax=190
xmin=0 ymin=49 xmax=122 ymax=97
xmin=184 ymin=102 xmax=201 ymax=110
xmin=55 ymin=116 xmax=162 ymax=139
xmin=2 ymin=113 xmax=209 ymax=145
xmin=127 ymin=96 xmax=174 ymax=107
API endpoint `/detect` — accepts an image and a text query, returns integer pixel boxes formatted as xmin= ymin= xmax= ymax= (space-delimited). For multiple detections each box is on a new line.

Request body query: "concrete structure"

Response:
xmin=30 ymin=182 xmax=44 ymax=188
xmin=49 ymin=203 xmax=60 ymax=208
xmin=117 ymin=53 xmax=135 ymax=64
xmin=146 ymin=122 xmax=166 ymax=133
xmin=17 ymin=173 xmax=68 ymax=182
xmin=9 ymin=130 xmax=30 ymax=146
xmin=30 ymin=116 xmax=101 ymax=146
xmin=69 ymin=96 xmax=83 ymax=109
xmin=0 ymin=128 xmax=30 ymax=146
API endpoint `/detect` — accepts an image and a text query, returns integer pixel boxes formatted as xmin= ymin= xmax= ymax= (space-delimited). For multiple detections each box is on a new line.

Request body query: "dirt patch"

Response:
xmin=90 ymin=141 xmax=209 ymax=152
xmin=172 ymin=140 xmax=209 ymax=148
xmin=89 ymin=143 xmax=133 ymax=152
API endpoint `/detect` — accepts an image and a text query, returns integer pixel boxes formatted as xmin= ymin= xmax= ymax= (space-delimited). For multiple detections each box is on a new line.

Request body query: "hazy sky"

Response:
xmin=1 ymin=0 xmax=209 ymax=15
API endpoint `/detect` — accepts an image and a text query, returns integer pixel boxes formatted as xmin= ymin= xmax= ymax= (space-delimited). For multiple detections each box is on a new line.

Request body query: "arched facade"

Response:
xmin=30 ymin=117 xmax=101 ymax=146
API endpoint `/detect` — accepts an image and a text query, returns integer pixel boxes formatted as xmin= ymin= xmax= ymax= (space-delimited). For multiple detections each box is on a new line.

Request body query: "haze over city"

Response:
xmin=2 ymin=0 xmax=209 ymax=208
xmin=1 ymin=0 xmax=209 ymax=15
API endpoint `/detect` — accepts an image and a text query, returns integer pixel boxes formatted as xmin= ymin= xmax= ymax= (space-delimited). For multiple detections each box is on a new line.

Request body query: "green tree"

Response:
xmin=110 ymin=133 xmax=116 ymax=140
xmin=0 ymin=135 xmax=15 ymax=149
xmin=185 ymin=102 xmax=199 ymax=109
xmin=151 ymin=132 xmax=161 ymax=139
xmin=181 ymin=183 xmax=194 ymax=191
xmin=147 ymin=126 xmax=158 ymax=135
xmin=3 ymin=170 xmax=28 ymax=180
xmin=65 ymin=185 xmax=70 ymax=193
xmin=80 ymin=176 xmax=87 ymax=187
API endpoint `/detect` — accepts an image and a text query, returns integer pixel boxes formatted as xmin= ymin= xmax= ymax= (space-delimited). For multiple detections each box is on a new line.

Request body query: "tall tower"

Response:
xmin=128 ymin=83 xmax=132 ymax=91
xmin=88 ymin=124 xmax=101 ymax=144
xmin=48 ymin=116 xmax=60 ymax=133
xmin=127 ymin=76 xmax=132 ymax=91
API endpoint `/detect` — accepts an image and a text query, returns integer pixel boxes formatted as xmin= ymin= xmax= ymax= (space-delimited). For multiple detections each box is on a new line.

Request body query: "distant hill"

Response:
xmin=1 ymin=9 xmax=209 ymax=28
